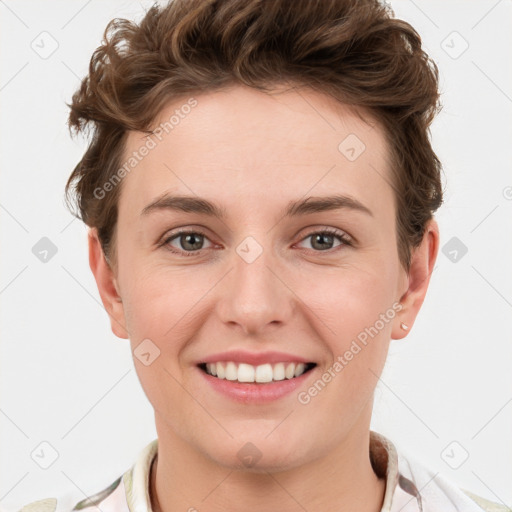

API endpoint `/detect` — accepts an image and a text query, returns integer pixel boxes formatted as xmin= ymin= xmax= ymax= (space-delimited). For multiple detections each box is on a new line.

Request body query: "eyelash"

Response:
xmin=160 ymin=227 xmax=353 ymax=257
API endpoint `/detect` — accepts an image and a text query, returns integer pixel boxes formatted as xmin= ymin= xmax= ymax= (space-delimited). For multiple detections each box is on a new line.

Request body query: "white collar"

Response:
xmin=115 ymin=431 xmax=498 ymax=512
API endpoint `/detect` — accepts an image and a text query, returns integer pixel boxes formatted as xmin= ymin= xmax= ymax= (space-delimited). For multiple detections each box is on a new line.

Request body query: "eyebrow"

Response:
xmin=141 ymin=193 xmax=373 ymax=219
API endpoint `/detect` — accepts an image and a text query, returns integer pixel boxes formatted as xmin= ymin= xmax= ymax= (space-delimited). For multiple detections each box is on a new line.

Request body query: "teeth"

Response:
xmin=216 ymin=362 xmax=225 ymax=379
xmin=203 ymin=361 xmax=312 ymax=383
xmin=273 ymin=362 xmax=285 ymax=381
xmin=255 ymin=363 xmax=273 ymax=383
xmin=238 ymin=363 xmax=255 ymax=382
xmin=225 ymin=362 xmax=238 ymax=381
xmin=294 ymin=363 xmax=306 ymax=377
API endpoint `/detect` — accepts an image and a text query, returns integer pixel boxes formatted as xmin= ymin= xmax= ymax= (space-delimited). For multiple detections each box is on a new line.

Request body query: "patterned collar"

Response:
xmin=67 ymin=430 xmax=501 ymax=512
xmin=116 ymin=431 xmax=422 ymax=512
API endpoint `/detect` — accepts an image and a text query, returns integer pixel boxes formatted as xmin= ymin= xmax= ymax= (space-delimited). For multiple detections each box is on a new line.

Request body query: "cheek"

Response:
xmin=120 ymin=268 xmax=198 ymax=415
xmin=299 ymin=263 xmax=398 ymax=333
xmin=121 ymin=262 xmax=214 ymax=354
xmin=293 ymin=262 xmax=397 ymax=398
xmin=299 ymin=270 xmax=396 ymax=419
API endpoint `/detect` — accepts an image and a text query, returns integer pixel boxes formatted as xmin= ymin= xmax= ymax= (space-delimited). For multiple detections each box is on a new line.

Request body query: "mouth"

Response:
xmin=197 ymin=361 xmax=317 ymax=384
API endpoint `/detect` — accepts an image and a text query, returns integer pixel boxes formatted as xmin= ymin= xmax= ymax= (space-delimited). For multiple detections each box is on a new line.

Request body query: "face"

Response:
xmin=90 ymin=84 xmax=437 ymax=471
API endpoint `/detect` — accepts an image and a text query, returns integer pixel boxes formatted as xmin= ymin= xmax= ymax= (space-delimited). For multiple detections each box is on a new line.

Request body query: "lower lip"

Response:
xmin=197 ymin=366 xmax=316 ymax=404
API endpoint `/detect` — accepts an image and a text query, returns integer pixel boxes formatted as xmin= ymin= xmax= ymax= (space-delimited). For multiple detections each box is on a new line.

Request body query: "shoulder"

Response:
xmin=13 ymin=498 xmax=58 ymax=512
xmin=397 ymin=449 xmax=508 ymax=512
xmin=13 ymin=440 xmax=158 ymax=512
xmin=461 ymin=489 xmax=511 ymax=512
xmin=14 ymin=475 xmax=125 ymax=512
xmin=370 ymin=431 xmax=509 ymax=512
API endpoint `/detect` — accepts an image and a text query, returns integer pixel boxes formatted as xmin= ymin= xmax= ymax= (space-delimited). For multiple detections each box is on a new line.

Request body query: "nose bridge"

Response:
xmin=217 ymin=234 xmax=293 ymax=332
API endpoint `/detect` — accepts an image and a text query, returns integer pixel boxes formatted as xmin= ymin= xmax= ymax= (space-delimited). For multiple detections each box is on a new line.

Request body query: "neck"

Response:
xmin=150 ymin=417 xmax=386 ymax=512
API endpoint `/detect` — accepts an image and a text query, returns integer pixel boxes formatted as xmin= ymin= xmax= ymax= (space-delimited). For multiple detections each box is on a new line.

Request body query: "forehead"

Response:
xmin=119 ymin=84 xmax=393 ymax=219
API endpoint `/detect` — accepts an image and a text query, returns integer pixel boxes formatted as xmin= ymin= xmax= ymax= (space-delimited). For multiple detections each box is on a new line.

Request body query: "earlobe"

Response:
xmin=88 ymin=228 xmax=130 ymax=339
xmin=392 ymin=219 xmax=440 ymax=340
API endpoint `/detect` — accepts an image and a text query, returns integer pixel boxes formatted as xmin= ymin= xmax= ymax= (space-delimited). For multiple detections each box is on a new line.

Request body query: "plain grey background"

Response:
xmin=1 ymin=0 xmax=511 ymax=508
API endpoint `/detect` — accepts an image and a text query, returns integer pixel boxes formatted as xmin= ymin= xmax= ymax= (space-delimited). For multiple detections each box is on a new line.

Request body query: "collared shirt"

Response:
xmin=17 ymin=431 xmax=507 ymax=512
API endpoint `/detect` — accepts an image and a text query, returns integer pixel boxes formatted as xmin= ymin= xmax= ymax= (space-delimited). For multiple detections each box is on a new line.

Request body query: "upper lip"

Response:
xmin=197 ymin=350 xmax=315 ymax=366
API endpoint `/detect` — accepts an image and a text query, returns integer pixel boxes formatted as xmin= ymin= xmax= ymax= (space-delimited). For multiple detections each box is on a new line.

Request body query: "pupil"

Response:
xmin=183 ymin=233 xmax=203 ymax=250
xmin=313 ymin=233 xmax=333 ymax=250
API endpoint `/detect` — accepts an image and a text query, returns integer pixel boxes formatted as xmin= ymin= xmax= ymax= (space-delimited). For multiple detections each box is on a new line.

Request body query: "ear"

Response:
xmin=88 ymin=228 xmax=129 ymax=339
xmin=392 ymin=218 xmax=439 ymax=340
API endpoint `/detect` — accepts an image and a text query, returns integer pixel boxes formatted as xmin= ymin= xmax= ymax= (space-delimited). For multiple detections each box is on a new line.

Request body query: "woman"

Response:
xmin=17 ymin=0 xmax=507 ymax=511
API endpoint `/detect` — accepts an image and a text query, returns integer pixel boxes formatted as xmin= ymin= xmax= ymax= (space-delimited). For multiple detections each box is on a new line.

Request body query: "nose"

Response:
xmin=215 ymin=239 xmax=295 ymax=336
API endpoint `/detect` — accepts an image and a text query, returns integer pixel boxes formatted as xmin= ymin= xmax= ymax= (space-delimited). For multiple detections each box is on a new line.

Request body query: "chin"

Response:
xmin=202 ymin=434 xmax=312 ymax=474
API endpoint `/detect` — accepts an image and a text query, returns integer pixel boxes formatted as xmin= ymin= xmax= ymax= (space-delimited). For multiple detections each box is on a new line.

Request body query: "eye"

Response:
xmin=160 ymin=226 xmax=352 ymax=257
xmin=297 ymin=228 xmax=352 ymax=252
xmin=161 ymin=229 xmax=213 ymax=256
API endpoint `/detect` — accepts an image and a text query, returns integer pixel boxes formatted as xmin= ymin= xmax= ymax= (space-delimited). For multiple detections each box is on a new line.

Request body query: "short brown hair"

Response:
xmin=65 ymin=0 xmax=443 ymax=272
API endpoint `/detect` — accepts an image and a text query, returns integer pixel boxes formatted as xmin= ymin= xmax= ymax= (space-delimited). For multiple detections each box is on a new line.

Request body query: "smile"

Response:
xmin=198 ymin=361 xmax=317 ymax=384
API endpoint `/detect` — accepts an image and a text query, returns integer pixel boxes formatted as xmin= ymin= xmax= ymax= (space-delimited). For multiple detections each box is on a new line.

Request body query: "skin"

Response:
xmin=89 ymin=84 xmax=439 ymax=512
